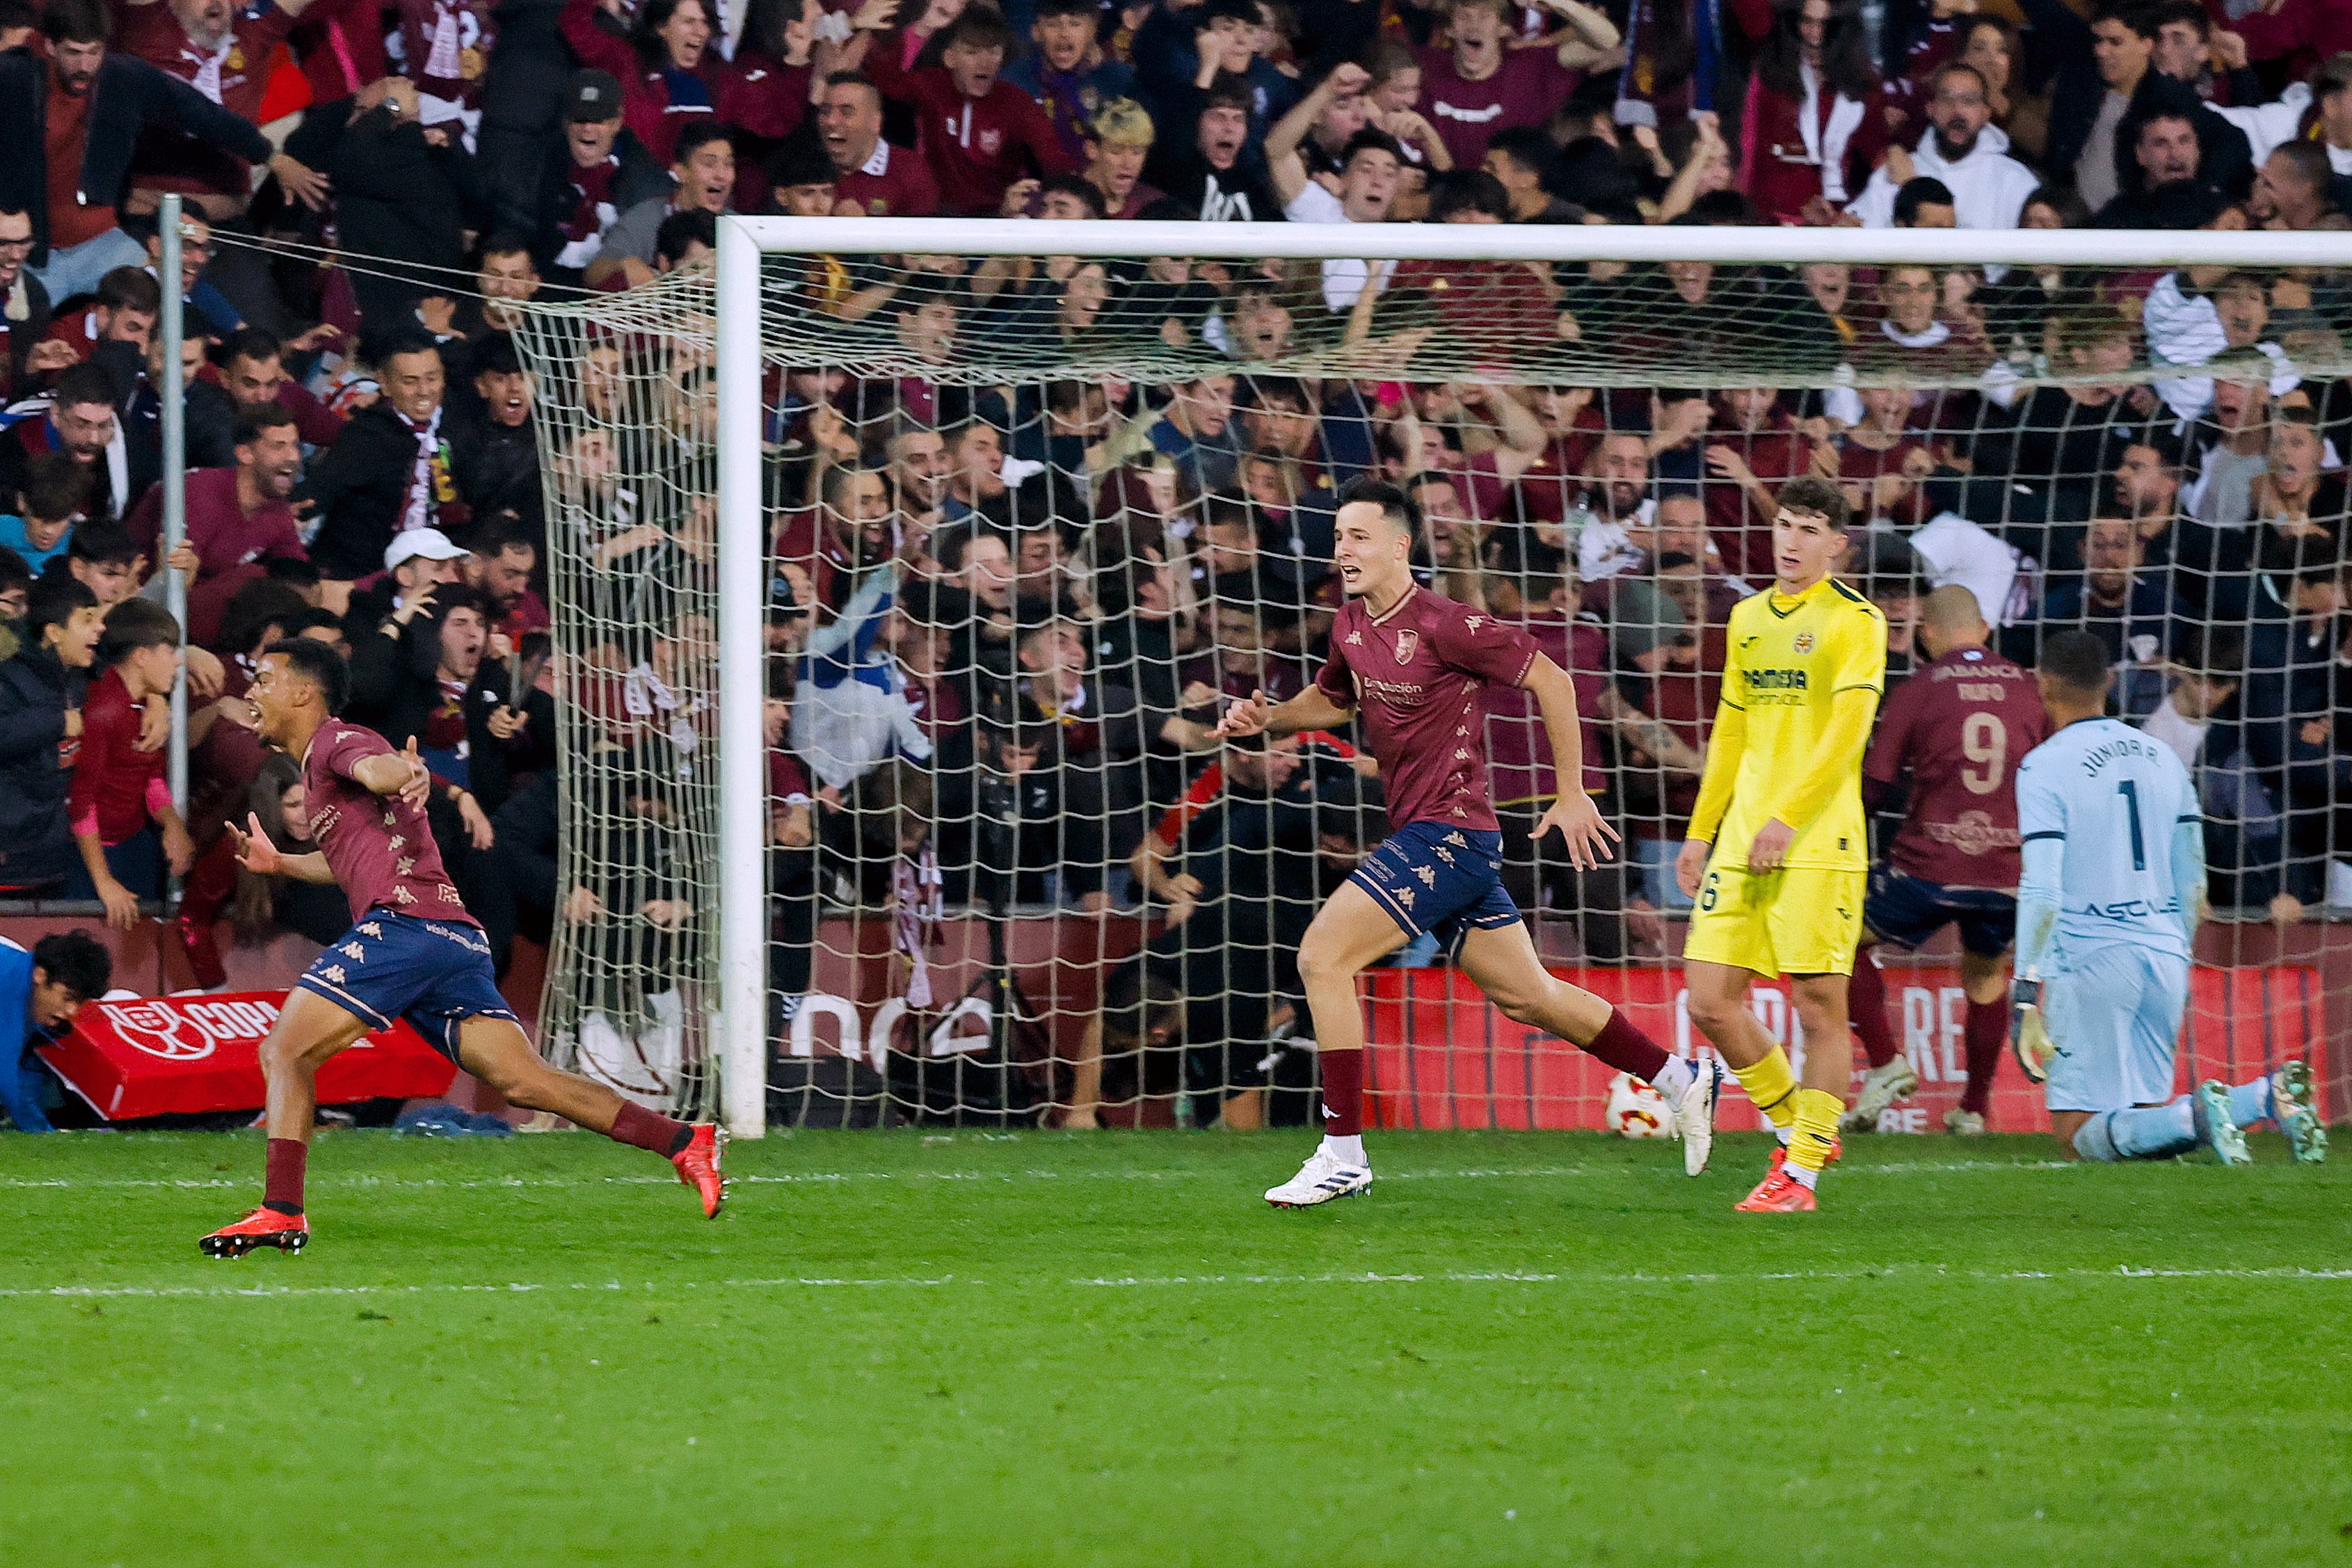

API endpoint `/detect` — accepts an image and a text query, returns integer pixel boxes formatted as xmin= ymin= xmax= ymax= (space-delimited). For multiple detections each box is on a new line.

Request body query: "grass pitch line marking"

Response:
xmin=0 ymin=1275 xmax=968 ymax=1300
xmin=8 ymin=1265 xmax=2352 ymax=1302
xmin=0 ymin=1158 xmax=2097 ymax=1194
xmin=1069 ymin=1265 xmax=2352 ymax=1287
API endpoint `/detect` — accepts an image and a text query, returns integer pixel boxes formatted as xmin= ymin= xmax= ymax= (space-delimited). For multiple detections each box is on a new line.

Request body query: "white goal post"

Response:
xmin=689 ymin=216 xmax=2349 ymax=1138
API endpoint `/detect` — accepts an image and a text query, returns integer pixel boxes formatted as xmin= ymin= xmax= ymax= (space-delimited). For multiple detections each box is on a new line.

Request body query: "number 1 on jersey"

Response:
xmin=2117 ymin=778 xmax=2145 ymax=870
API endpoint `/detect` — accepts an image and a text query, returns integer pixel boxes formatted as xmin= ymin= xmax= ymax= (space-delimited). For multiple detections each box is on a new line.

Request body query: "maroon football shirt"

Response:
xmin=1315 ymin=586 xmax=1540 ymax=833
xmin=301 ymin=722 xmax=478 ymax=927
xmin=1862 ymin=644 xmax=2049 ymax=890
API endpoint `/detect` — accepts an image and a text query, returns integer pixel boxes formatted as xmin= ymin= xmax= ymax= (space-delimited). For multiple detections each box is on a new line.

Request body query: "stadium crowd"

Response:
xmin=1 ymin=0 xmax=2350 ymax=1125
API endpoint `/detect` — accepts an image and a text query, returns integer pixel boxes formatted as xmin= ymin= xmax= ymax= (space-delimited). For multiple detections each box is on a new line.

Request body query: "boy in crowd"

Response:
xmin=0 ymin=453 xmax=94 ymax=575
xmin=66 ymin=599 xmax=193 ymax=927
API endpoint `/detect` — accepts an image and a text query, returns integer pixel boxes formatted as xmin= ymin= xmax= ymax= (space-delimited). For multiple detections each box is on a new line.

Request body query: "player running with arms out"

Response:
xmin=1842 ymin=586 xmax=2048 ymax=1136
xmin=1676 ymin=476 xmax=1884 ymax=1213
xmin=199 ymin=641 xmax=726 ymax=1256
xmin=2010 ymin=632 xmax=2326 ymax=1167
xmin=1215 ymin=479 xmax=1722 ymax=1208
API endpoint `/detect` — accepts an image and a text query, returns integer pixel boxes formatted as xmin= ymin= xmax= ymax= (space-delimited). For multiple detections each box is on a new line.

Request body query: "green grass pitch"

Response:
xmin=3 ymin=1128 xmax=2349 ymax=1567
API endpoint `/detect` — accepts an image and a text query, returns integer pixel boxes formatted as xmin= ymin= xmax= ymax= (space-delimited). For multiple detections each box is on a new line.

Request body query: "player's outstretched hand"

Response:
xmin=396 ymin=736 xmax=433 ymax=810
xmin=227 ymin=813 xmax=281 ymax=876
xmin=1209 ymin=689 xmax=1270 ymax=742
xmin=1746 ymin=817 xmax=1795 ymax=874
xmin=1674 ymin=837 xmax=1709 ymax=898
xmin=1533 ymin=793 xmax=1619 ymax=870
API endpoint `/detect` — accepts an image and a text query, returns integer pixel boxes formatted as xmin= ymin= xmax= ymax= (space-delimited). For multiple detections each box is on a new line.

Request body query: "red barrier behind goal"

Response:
xmin=1361 ymin=966 xmax=2326 ymax=1135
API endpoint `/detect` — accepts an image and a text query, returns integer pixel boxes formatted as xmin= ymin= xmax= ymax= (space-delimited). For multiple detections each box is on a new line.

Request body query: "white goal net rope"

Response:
xmin=511 ymin=226 xmax=2350 ymax=1131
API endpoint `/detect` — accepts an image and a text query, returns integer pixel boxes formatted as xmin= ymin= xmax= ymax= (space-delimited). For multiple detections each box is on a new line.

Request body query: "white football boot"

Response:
xmin=1673 ymin=1058 xmax=1727 ymax=1176
xmin=1839 ymin=1055 xmax=1921 ymax=1133
xmin=1265 ymin=1146 xmax=1373 ymax=1208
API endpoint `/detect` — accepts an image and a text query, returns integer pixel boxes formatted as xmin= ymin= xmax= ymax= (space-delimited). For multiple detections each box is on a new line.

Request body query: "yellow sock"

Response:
xmin=1788 ymin=1088 xmax=1845 ymax=1175
xmin=1731 ymin=1046 xmax=1800 ymax=1130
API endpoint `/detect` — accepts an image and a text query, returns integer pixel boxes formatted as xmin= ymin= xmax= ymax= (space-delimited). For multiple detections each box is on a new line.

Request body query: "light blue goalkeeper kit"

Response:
xmin=2013 ymin=718 xmax=2205 ymax=1148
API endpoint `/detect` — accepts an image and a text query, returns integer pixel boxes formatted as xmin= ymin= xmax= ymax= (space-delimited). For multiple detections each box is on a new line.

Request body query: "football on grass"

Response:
xmin=1606 ymin=1072 xmax=1674 ymax=1138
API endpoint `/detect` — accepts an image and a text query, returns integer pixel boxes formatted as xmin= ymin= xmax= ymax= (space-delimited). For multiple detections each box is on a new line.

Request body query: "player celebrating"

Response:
xmin=1214 ymin=479 xmax=1722 ymax=1208
xmin=1843 ymin=586 xmax=2047 ymax=1135
xmin=2010 ymin=632 xmax=2326 ymax=1166
xmin=199 ymin=641 xmax=726 ymax=1256
xmin=1676 ymin=476 xmax=1885 ymax=1213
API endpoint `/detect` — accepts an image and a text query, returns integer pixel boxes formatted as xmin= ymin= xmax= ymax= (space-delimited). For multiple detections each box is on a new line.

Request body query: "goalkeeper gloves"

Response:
xmin=2010 ymin=977 xmax=2051 ymax=1085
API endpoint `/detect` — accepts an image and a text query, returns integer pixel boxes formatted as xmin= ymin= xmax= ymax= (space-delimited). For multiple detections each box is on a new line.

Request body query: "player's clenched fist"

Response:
xmin=1210 ymin=689 xmax=1270 ymax=741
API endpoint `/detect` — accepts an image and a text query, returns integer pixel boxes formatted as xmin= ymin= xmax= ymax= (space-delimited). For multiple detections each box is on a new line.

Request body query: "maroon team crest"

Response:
xmin=978 ymin=128 xmax=1004 ymax=156
xmin=1393 ymin=630 xmax=1419 ymax=664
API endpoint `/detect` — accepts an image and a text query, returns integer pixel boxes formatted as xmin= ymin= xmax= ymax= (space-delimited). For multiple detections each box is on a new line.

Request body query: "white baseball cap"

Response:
xmin=384 ymin=527 xmax=469 ymax=572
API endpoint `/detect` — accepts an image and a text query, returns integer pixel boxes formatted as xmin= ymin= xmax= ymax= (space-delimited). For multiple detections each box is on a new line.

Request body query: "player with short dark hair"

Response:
xmin=2012 ymin=630 xmax=2324 ymax=1166
xmin=1676 ymin=474 xmax=1887 ymax=1212
xmin=0 ymin=929 xmax=112 ymax=1133
xmin=198 ymin=639 xmax=724 ymax=1256
xmin=1842 ymin=585 xmax=2049 ymax=1136
xmin=1215 ymin=477 xmax=1720 ymax=1207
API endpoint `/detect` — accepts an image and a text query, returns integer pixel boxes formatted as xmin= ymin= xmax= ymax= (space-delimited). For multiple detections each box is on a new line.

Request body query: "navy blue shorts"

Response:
xmin=296 ymin=911 xmax=518 ymax=1064
xmin=1350 ymin=822 xmax=1519 ymax=951
xmin=1866 ymin=872 xmax=2017 ymax=959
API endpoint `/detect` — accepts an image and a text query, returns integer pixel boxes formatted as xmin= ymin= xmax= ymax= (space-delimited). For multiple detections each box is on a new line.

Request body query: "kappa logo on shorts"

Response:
xmin=1414 ymin=865 xmax=1436 ymax=886
xmin=1397 ymin=888 xmax=1416 ymax=911
xmin=321 ymin=965 xmax=347 ymax=985
xmin=339 ymin=942 xmax=365 ymax=961
xmin=1434 ymin=845 xmax=1455 ymax=865
xmin=1444 ymin=831 xmax=1466 ymax=847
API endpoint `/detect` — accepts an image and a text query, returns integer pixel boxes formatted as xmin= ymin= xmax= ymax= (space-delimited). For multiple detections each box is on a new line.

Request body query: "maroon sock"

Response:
xmin=609 ymin=1101 xmax=695 ymax=1157
xmin=1960 ymin=994 xmax=2007 ymax=1115
xmin=264 ymin=1138 xmax=307 ymax=1216
xmin=1318 ymin=1049 xmax=1365 ymax=1137
xmin=1848 ymin=948 xmax=1901 ymax=1070
xmin=1578 ymin=1007 xmax=1670 ymax=1082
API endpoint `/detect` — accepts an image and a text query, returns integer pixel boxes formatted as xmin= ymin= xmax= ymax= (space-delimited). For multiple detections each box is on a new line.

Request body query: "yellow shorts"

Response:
xmin=1683 ymin=863 xmax=1866 ymax=978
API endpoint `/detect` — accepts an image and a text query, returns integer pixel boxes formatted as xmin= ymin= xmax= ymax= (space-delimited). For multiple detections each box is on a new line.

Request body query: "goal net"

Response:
xmin=509 ymin=220 xmax=2351 ymax=1137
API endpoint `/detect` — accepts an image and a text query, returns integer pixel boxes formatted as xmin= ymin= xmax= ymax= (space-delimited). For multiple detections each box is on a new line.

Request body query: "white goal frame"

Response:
xmin=710 ymin=215 xmax=2347 ymax=1137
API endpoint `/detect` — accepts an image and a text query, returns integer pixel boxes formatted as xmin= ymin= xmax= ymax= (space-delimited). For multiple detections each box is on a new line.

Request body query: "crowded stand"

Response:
xmin=1 ymin=0 xmax=2350 ymax=1129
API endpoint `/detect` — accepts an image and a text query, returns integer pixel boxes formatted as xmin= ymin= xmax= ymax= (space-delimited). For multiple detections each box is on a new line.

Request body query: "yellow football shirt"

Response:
xmin=1701 ymin=575 xmax=1887 ymax=872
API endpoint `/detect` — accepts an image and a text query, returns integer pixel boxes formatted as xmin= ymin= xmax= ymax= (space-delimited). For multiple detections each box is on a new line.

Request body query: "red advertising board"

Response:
xmin=1361 ymin=965 xmax=2326 ymax=1133
xmin=38 ymin=991 xmax=457 ymax=1121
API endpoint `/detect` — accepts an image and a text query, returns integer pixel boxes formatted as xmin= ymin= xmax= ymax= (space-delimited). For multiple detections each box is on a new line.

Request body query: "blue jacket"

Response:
xmin=0 ymin=938 xmax=56 ymax=1133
